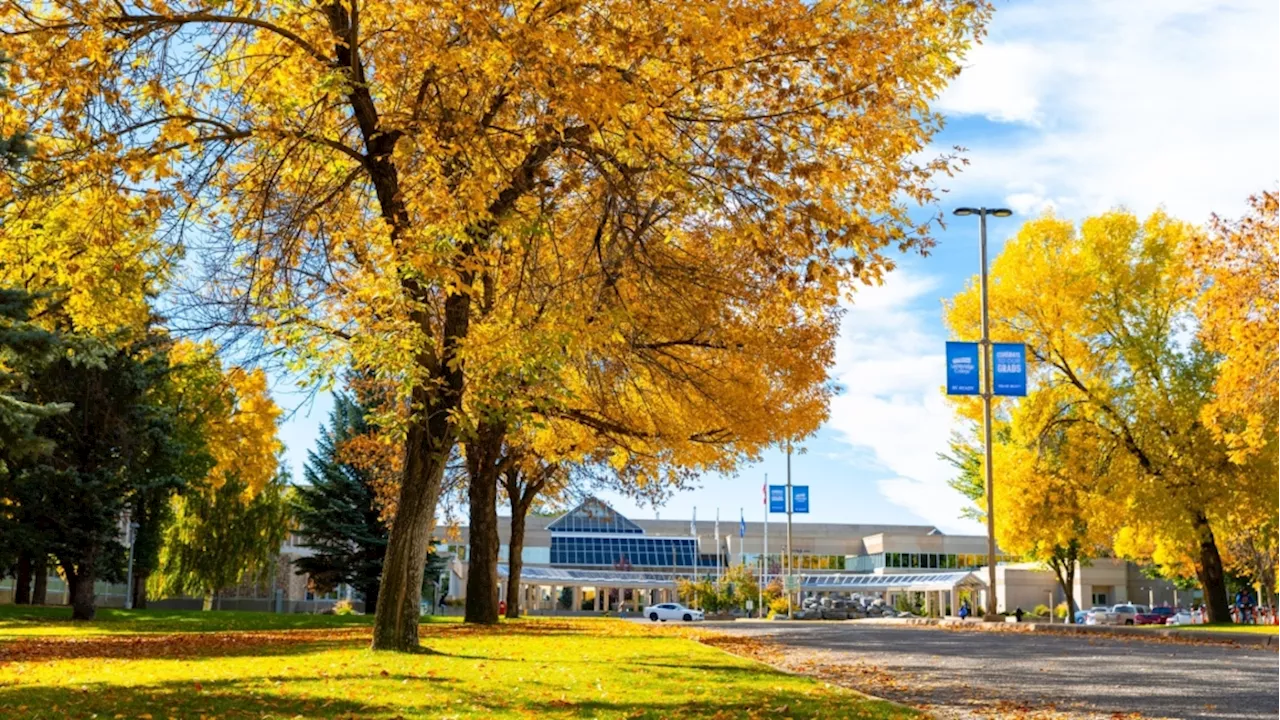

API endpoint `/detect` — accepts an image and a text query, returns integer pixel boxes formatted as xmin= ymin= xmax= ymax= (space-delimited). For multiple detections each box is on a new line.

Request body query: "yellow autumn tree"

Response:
xmin=1187 ymin=191 xmax=1279 ymax=601
xmin=990 ymin=386 xmax=1118 ymax=621
xmin=452 ymin=170 xmax=847 ymax=623
xmin=1191 ymin=190 xmax=1278 ymax=461
xmin=150 ymin=341 xmax=287 ymax=607
xmin=0 ymin=190 xmax=172 ymax=338
xmin=946 ymin=209 xmax=1273 ymax=622
xmin=4 ymin=0 xmax=992 ymax=649
xmin=168 ymin=341 xmax=283 ymax=495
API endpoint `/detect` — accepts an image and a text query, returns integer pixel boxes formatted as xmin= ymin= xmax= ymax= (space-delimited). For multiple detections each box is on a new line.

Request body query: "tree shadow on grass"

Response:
xmin=0 ymin=677 xmax=403 ymax=720
xmin=0 ymin=629 xmax=370 ymax=664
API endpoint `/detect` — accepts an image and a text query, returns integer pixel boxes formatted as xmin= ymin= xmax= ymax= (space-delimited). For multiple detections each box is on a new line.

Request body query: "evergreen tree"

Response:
xmin=292 ymin=394 xmax=388 ymax=613
xmin=0 ymin=288 xmax=64 ymax=600
xmin=0 ymin=288 xmax=67 ymax=476
xmin=12 ymin=327 xmax=189 ymax=619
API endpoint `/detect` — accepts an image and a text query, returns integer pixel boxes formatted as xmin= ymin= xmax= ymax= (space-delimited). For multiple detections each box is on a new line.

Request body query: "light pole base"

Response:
xmin=982 ymin=613 xmax=1002 ymax=622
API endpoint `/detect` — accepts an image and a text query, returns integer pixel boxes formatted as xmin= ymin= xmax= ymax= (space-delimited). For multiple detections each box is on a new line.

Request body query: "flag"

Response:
xmin=739 ymin=509 xmax=746 ymax=538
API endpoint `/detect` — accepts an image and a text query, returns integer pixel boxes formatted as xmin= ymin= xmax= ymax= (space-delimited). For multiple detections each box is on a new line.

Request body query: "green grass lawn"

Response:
xmin=0 ymin=611 xmax=914 ymax=719
xmin=1164 ymin=622 xmax=1279 ymax=635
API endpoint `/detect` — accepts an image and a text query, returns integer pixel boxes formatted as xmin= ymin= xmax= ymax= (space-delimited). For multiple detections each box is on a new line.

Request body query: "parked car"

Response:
xmin=644 ymin=603 xmax=704 ymax=622
xmin=1135 ymin=606 xmax=1177 ymax=625
xmin=1076 ymin=606 xmax=1108 ymax=624
xmin=1166 ymin=609 xmax=1196 ymax=626
xmin=1093 ymin=604 xmax=1148 ymax=625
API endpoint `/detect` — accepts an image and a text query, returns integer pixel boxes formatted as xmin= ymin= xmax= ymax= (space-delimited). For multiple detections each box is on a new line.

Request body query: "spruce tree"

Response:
xmin=292 ymin=394 xmax=388 ymax=613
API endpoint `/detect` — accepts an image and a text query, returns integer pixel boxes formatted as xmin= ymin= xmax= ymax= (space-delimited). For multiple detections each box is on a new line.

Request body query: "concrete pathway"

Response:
xmin=702 ymin=621 xmax=1278 ymax=719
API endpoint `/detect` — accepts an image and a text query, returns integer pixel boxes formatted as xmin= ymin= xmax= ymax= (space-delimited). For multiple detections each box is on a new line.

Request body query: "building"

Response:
xmin=0 ymin=532 xmax=356 ymax=613
xmin=446 ymin=497 xmax=1186 ymax=616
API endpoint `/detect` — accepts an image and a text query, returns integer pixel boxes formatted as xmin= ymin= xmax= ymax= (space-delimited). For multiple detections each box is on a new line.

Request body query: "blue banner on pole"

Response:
xmin=992 ymin=342 xmax=1027 ymax=396
xmin=791 ymin=486 xmax=809 ymax=514
xmin=945 ymin=341 xmax=981 ymax=395
xmin=768 ymin=485 xmax=786 ymax=513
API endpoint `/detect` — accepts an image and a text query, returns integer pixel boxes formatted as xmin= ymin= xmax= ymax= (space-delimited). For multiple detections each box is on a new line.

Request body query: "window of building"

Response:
xmin=550 ymin=535 xmax=698 ymax=567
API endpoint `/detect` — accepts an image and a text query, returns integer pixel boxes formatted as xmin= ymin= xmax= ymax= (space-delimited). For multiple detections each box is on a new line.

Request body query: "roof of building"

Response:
xmin=801 ymin=571 xmax=985 ymax=592
xmin=546 ymin=497 xmax=645 ymax=534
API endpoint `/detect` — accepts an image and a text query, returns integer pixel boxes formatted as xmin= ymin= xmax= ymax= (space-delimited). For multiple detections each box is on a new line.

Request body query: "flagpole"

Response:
xmin=739 ymin=508 xmax=744 ymax=566
xmin=715 ymin=508 xmax=721 ymax=583
xmin=691 ymin=506 xmax=696 ymax=581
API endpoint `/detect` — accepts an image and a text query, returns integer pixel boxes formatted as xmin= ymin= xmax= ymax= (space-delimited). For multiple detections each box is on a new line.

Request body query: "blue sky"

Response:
xmin=274 ymin=0 xmax=1279 ymax=534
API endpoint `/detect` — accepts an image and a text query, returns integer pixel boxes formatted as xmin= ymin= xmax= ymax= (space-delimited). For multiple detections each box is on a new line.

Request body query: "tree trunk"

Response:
xmin=68 ymin=564 xmax=96 ymax=621
xmin=202 ymin=593 xmax=214 ymax=611
xmin=13 ymin=551 xmax=32 ymax=605
xmin=1063 ymin=562 xmax=1076 ymax=622
xmin=464 ymin=422 xmax=504 ymax=625
xmin=131 ymin=568 xmax=149 ymax=609
xmin=361 ymin=580 xmax=379 ymax=616
xmin=506 ymin=501 xmax=527 ymax=619
xmin=31 ymin=556 xmax=48 ymax=605
xmin=323 ymin=0 xmax=463 ymax=653
xmin=1194 ymin=513 xmax=1231 ymax=623
xmin=370 ymin=384 xmax=456 ymax=651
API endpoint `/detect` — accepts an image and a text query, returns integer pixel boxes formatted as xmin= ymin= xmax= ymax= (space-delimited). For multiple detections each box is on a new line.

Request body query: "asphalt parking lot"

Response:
xmin=701 ymin=622 xmax=1279 ymax=719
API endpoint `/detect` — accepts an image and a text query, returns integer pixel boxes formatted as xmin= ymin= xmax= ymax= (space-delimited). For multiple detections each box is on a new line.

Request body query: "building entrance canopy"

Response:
xmin=498 ymin=565 xmax=684 ymax=588
xmin=498 ymin=565 xmax=986 ymax=594
xmin=801 ymin=571 xmax=986 ymax=593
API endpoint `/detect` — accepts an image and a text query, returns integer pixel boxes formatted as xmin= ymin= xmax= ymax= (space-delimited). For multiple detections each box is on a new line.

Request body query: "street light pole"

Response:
xmin=785 ymin=441 xmax=794 ymax=619
xmin=124 ymin=520 xmax=139 ymax=610
xmin=954 ymin=206 xmax=1011 ymax=622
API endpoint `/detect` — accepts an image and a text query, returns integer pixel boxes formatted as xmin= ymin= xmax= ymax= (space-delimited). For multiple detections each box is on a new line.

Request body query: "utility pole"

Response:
xmin=954 ymin=205 xmax=1012 ymax=621
xmin=786 ymin=441 xmax=794 ymax=619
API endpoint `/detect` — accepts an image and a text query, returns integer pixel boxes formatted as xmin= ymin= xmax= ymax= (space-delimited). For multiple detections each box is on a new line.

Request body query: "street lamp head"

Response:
xmin=953 ymin=207 xmax=977 ymax=216
xmin=989 ymin=208 xmax=1013 ymax=218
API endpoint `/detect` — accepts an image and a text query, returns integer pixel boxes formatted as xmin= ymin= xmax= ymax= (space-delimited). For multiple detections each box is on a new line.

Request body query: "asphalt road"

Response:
xmin=702 ymin=622 xmax=1278 ymax=720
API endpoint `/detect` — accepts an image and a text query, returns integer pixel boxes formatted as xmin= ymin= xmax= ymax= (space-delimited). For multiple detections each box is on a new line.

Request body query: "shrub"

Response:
xmin=768 ymin=596 xmax=790 ymax=617
xmin=1032 ymin=603 xmax=1051 ymax=618
xmin=1055 ymin=602 xmax=1069 ymax=619
xmin=333 ymin=599 xmax=357 ymax=615
xmin=894 ymin=593 xmax=924 ymax=615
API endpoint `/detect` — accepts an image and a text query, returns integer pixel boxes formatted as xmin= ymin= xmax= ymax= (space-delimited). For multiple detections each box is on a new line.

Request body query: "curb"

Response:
xmin=852 ymin=617 xmax=1278 ymax=647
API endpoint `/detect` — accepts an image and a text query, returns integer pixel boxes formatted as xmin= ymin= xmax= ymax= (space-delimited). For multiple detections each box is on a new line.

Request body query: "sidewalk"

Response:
xmin=847 ymin=616 xmax=1278 ymax=647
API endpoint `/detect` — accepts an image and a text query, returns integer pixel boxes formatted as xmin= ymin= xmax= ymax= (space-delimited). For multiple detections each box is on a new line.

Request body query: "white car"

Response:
xmin=644 ymin=603 xmax=704 ymax=622
xmin=1091 ymin=603 xmax=1148 ymax=626
xmin=1166 ymin=609 xmax=1195 ymax=626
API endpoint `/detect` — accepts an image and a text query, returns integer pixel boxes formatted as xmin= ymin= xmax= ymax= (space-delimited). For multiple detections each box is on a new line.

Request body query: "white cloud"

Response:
xmin=938 ymin=0 xmax=1279 ymax=221
xmin=829 ymin=274 xmax=983 ymax=534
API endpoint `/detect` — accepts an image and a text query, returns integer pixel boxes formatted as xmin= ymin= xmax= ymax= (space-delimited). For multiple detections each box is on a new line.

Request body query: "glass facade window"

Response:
xmin=550 ymin=535 xmax=699 ymax=567
xmin=741 ymin=553 xmax=847 ymax=571
xmin=862 ymin=551 xmax=1010 ymax=571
